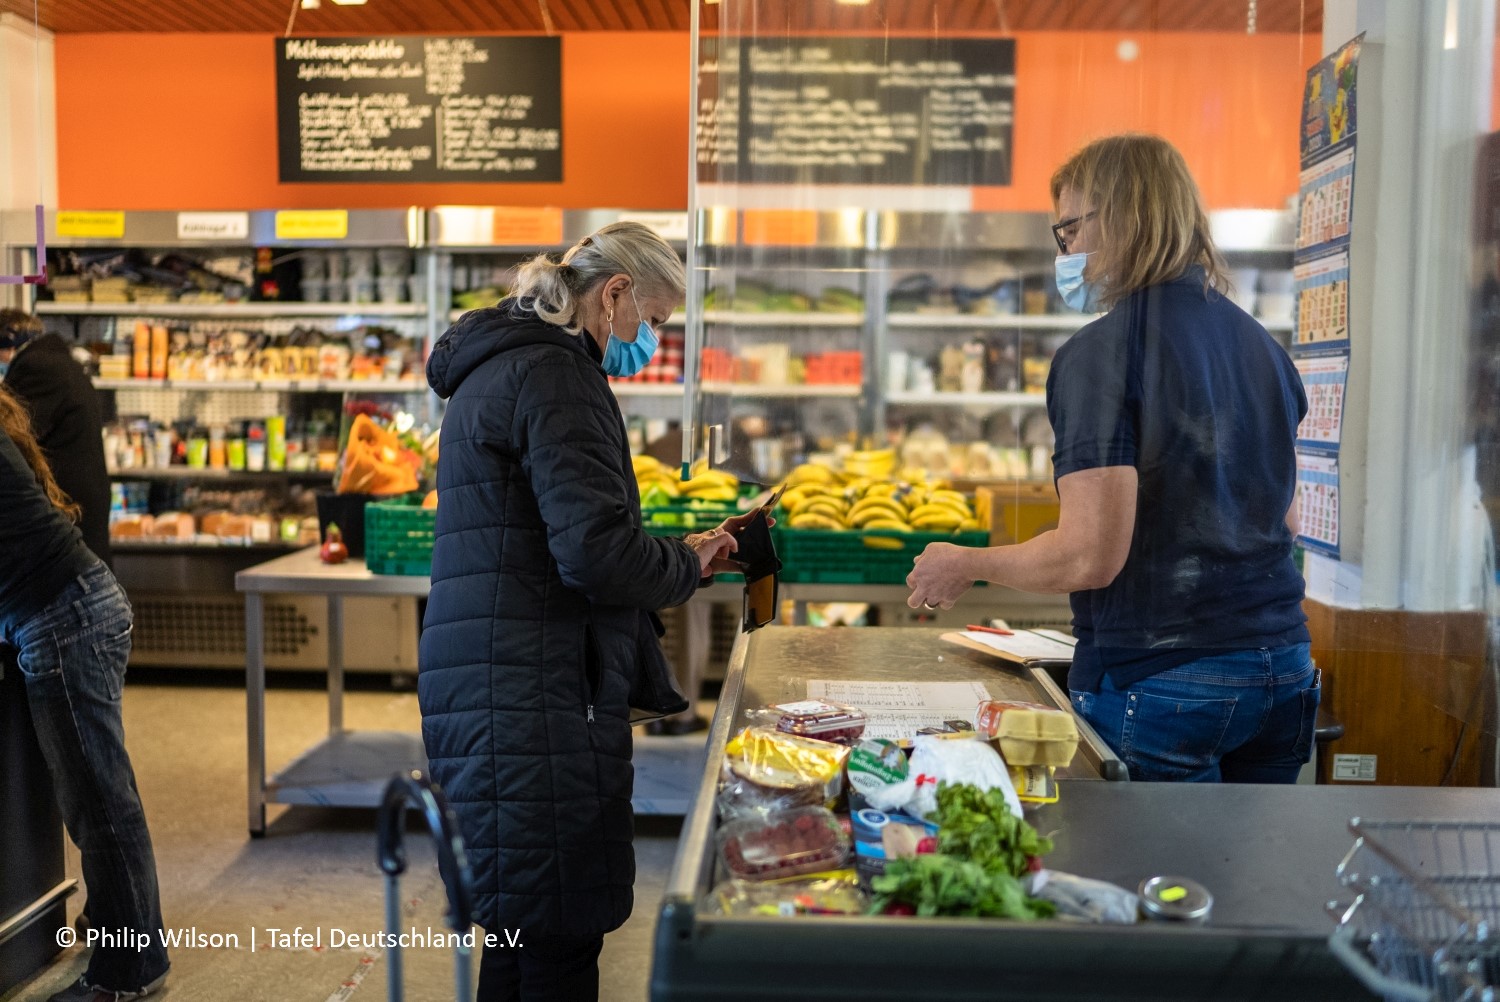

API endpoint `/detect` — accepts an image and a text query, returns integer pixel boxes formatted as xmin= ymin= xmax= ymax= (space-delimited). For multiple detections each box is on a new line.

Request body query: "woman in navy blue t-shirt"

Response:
xmin=907 ymin=134 xmax=1317 ymax=783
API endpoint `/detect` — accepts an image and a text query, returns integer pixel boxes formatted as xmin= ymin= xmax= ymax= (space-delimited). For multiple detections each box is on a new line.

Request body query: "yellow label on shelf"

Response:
xmin=491 ymin=207 xmax=564 ymax=246
xmin=56 ymin=210 xmax=125 ymax=238
xmin=275 ymin=210 xmax=348 ymax=240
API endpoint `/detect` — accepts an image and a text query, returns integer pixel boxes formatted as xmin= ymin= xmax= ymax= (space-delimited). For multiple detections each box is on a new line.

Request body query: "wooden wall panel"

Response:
xmin=1309 ymin=599 xmax=1493 ymax=787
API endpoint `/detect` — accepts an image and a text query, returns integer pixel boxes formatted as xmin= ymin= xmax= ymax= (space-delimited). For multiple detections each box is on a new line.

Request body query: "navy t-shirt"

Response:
xmin=1046 ymin=267 xmax=1311 ymax=693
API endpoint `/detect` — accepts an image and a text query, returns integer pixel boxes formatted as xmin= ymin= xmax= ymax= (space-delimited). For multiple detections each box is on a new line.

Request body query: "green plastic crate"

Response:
xmin=772 ymin=525 xmax=989 ymax=584
xmin=641 ymin=496 xmax=748 ymax=537
xmin=365 ymin=501 xmax=435 ymax=576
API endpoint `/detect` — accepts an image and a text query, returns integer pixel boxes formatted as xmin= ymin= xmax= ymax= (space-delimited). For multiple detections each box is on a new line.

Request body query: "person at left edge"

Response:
xmin=0 ymin=309 xmax=113 ymax=567
xmin=420 ymin=222 xmax=747 ymax=1002
xmin=0 ymin=385 xmax=169 ymax=1002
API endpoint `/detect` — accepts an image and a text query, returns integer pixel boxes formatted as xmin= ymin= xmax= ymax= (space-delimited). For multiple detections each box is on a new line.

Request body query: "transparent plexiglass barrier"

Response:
xmin=681 ymin=0 xmax=1499 ymax=783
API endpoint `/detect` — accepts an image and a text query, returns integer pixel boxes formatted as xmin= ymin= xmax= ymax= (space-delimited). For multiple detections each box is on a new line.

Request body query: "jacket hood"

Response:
xmin=427 ymin=299 xmax=595 ymax=399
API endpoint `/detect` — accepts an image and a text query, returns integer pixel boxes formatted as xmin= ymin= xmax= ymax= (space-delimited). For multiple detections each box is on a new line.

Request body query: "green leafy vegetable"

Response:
xmin=868 ymin=855 xmax=1055 ymax=920
xmin=865 ymin=782 xmax=1058 ymax=920
xmin=933 ymin=782 xmax=1053 ymax=878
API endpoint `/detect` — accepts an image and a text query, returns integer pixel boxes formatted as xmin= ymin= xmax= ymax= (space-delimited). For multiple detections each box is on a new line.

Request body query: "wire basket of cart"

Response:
xmin=1328 ymin=818 xmax=1500 ymax=1002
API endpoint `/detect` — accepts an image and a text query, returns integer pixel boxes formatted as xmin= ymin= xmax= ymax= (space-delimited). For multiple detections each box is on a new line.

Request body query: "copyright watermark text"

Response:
xmin=57 ymin=926 xmax=523 ymax=952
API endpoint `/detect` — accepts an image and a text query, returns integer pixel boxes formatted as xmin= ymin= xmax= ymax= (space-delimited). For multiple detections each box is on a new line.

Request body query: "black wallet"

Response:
xmin=733 ymin=495 xmax=783 ymax=632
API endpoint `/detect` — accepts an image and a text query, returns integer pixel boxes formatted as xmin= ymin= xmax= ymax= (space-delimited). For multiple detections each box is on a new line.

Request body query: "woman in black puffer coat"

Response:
xmin=420 ymin=222 xmax=744 ymax=1002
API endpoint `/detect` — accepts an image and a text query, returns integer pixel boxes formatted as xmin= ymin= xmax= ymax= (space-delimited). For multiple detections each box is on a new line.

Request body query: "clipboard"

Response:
xmin=941 ymin=629 xmax=1076 ymax=669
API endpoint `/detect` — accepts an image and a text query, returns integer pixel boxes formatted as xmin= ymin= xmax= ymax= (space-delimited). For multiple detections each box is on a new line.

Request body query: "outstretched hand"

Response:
xmin=906 ymin=541 xmax=977 ymax=610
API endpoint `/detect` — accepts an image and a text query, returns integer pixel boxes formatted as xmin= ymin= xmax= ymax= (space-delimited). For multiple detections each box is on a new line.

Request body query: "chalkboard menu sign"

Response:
xmin=276 ymin=36 xmax=562 ymax=183
xmin=697 ymin=38 xmax=1015 ymax=186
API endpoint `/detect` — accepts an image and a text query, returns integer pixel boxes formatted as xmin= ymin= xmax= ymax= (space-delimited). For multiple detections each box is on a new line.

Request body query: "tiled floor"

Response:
xmin=2 ymin=677 xmax=709 ymax=1002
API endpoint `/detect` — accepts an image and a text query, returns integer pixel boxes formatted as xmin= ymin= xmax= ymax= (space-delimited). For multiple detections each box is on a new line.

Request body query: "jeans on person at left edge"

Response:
xmin=1070 ymin=644 xmax=1320 ymax=783
xmin=9 ymin=560 xmax=170 ymax=992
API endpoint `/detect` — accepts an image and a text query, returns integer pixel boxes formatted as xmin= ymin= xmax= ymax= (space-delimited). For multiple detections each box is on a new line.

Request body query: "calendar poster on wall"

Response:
xmin=1292 ymin=33 xmax=1362 ymax=558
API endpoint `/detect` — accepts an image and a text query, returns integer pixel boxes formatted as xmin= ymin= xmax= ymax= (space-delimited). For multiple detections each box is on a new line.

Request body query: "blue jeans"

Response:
xmin=1070 ymin=644 xmax=1320 ymax=783
xmin=5 ymin=560 xmax=169 ymax=992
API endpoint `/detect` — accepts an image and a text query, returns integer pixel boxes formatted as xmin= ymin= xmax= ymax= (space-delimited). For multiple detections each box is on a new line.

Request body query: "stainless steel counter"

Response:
xmin=651 ymin=625 xmax=1498 ymax=1001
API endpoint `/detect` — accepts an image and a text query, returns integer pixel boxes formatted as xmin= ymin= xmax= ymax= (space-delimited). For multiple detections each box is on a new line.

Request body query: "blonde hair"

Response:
xmin=510 ymin=221 xmax=686 ymax=334
xmin=1050 ymin=134 xmax=1228 ymax=309
xmin=0 ymin=385 xmax=79 ymax=521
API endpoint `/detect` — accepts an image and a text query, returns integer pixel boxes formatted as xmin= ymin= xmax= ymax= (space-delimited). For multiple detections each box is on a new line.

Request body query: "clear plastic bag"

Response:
xmin=705 ymin=869 xmax=868 ymax=917
xmin=717 ymin=726 xmax=849 ymax=820
xmin=1032 ymin=870 xmax=1139 ymax=924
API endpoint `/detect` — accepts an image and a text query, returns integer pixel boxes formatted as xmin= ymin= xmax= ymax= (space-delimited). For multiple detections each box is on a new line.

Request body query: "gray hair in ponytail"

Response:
xmin=510 ymin=221 xmax=686 ymax=334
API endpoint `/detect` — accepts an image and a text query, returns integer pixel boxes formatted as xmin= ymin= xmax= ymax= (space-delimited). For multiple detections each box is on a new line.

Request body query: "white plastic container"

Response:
xmin=377 ymin=276 xmax=407 ymax=304
xmin=377 ymin=248 xmax=411 ymax=278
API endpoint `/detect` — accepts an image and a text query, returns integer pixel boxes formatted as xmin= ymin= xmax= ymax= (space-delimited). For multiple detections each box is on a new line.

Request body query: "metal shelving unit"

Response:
xmin=36 ymin=301 xmax=426 ymax=318
xmin=93 ymin=378 xmax=422 ymax=393
xmin=885 ymin=390 xmax=1048 ymax=408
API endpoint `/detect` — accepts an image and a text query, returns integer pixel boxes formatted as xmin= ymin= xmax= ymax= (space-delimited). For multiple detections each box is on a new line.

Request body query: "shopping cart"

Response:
xmin=1328 ymin=818 xmax=1500 ymax=1002
xmin=377 ymin=770 xmax=475 ymax=1002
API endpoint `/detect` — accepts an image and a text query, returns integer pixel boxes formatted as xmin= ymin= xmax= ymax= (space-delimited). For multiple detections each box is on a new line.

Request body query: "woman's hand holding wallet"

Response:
xmin=684 ymin=509 xmax=776 ymax=578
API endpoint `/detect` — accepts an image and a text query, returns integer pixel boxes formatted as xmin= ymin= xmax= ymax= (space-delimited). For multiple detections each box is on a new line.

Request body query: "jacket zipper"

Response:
xmin=584 ymin=624 xmax=601 ymax=725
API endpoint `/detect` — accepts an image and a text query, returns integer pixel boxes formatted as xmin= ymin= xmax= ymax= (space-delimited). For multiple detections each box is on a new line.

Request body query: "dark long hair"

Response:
xmin=0 ymin=384 xmax=79 ymax=521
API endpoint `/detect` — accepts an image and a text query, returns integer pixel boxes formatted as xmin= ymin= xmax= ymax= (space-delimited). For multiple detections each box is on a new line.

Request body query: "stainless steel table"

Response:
xmin=236 ymin=547 xmax=736 ymax=836
xmin=237 ymin=548 xmax=430 ymax=837
xmin=651 ymin=625 xmax=1499 ymax=1001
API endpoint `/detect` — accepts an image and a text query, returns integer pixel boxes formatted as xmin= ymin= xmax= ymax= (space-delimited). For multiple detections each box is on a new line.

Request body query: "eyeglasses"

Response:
xmin=1052 ymin=211 xmax=1097 ymax=254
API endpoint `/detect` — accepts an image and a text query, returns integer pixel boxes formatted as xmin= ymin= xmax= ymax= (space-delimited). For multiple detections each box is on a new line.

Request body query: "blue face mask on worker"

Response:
xmin=601 ymin=285 xmax=659 ymax=377
xmin=1054 ymin=253 xmax=1103 ymax=313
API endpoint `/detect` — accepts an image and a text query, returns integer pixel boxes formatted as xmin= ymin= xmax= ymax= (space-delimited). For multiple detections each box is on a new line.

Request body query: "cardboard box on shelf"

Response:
xmin=974 ymin=483 xmax=1060 ymax=546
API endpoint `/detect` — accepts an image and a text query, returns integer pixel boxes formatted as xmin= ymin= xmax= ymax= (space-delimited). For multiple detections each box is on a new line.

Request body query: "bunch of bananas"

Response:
xmin=633 ymin=454 xmax=741 ymax=504
xmin=781 ymin=468 xmax=982 ymax=534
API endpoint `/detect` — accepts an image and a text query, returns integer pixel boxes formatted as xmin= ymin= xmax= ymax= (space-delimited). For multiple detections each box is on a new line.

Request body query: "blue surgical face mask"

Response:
xmin=0 ymin=361 xmax=8 ymax=379
xmin=601 ymin=286 xmax=659 ymax=378
xmin=1055 ymin=252 xmax=1104 ymax=313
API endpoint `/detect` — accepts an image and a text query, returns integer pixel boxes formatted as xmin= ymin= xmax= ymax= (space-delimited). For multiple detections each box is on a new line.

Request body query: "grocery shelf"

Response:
xmin=111 ymin=539 xmax=302 ymax=553
xmin=885 ymin=390 xmax=1048 ymax=408
xmin=886 ymin=312 xmax=1091 ymax=330
xmin=704 ymin=311 xmax=864 ymax=328
xmin=37 ymin=301 xmax=427 ymax=318
xmin=93 ymin=377 xmax=423 ymax=393
xmin=608 ymin=382 xmax=684 ymax=397
xmin=447 ymin=307 xmax=688 ymax=325
xmin=886 ymin=311 xmax=1298 ymax=334
xmin=701 ymin=382 xmax=861 ymax=398
xmin=107 ymin=467 xmax=330 ymax=481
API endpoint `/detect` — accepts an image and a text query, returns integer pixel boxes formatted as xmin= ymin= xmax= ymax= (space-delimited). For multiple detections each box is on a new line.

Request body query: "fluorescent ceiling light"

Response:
xmin=837 ymin=0 xmax=872 ymax=5
xmin=330 ymin=0 xmax=368 ymax=5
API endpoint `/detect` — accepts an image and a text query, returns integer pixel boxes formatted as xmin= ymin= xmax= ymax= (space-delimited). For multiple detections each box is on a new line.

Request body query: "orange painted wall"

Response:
xmin=55 ymin=32 xmax=692 ymax=211
xmin=975 ymin=32 xmax=1306 ymax=212
xmin=54 ymin=30 xmax=1308 ymax=212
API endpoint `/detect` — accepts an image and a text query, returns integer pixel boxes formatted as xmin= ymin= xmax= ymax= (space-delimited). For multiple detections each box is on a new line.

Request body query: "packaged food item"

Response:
xmin=705 ymin=869 xmax=867 ymax=917
xmin=1009 ymin=764 xmax=1060 ymax=805
xmin=748 ymin=700 xmax=868 ymax=745
xmin=718 ymin=727 xmax=850 ymax=818
xmin=717 ymin=807 xmax=850 ymax=881
xmin=846 ymin=738 xmax=915 ymax=813
xmin=849 ymin=807 xmax=939 ymax=885
xmin=975 ymin=700 xmax=1080 ymax=768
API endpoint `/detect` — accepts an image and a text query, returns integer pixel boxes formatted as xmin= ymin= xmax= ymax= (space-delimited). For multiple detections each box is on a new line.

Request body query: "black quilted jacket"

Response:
xmin=419 ymin=300 xmax=699 ymax=936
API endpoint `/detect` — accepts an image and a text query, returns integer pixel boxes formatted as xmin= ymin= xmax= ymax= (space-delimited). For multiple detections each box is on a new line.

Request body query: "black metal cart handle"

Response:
xmin=377 ymin=770 xmax=474 ymax=934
